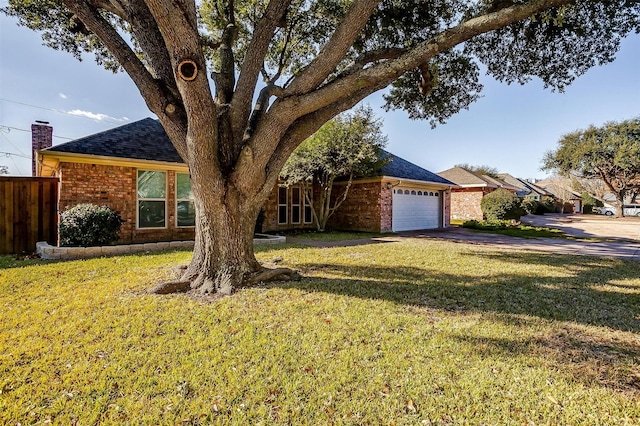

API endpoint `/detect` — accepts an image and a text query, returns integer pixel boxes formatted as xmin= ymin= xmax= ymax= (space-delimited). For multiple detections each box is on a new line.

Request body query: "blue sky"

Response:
xmin=1 ymin=5 xmax=639 ymax=179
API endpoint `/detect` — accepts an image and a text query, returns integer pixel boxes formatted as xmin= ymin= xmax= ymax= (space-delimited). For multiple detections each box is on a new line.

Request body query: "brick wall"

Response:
xmin=327 ymin=181 xmax=385 ymax=232
xmin=58 ymin=162 xmax=194 ymax=244
xmin=261 ymin=181 xmax=389 ymax=233
xmin=442 ymin=190 xmax=451 ymax=227
xmin=449 ymin=187 xmax=491 ymax=221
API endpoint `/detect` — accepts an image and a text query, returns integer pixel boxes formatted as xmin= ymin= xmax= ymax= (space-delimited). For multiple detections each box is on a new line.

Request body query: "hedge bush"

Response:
xmin=481 ymin=189 xmax=526 ymax=221
xmin=59 ymin=204 xmax=123 ymax=247
xmin=521 ymin=198 xmax=538 ymax=215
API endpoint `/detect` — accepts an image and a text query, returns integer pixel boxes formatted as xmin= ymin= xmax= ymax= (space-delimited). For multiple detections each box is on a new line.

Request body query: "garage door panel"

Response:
xmin=392 ymin=188 xmax=440 ymax=231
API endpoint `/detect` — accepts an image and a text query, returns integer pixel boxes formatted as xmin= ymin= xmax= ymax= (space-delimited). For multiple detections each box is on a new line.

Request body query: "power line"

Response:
xmin=0 ymin=124 xmax=73 ymax=140
xmin=0 ymin=151 xmax=30 ymax=159
xmin=0 ymin=98 xmax=125 ymax=126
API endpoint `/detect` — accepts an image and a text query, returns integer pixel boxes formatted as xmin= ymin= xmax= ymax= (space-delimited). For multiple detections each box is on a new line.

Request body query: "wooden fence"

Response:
xmin=0 ymin=177 xmax=59 ymax=254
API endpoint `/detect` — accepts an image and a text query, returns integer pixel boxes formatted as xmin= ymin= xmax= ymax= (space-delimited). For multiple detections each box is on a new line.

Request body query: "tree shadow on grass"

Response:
xmin=272 ymin=250 xmax=640 ymax=332
xmin=271 ymin=250 xmax=640 ymax=395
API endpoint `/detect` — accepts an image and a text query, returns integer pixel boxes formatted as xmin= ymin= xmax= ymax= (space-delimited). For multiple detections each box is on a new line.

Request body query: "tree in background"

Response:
xmin=580 ymin=192 xmax=603 ymax=214
xmin=542 ymin=118 xmax=640 ymax=217
xmin=280 ymin=106 xmax=387 ymax=232
xmin=455 ymin=163 xmax=500 ymax=178
xmin=4 ymin=1 xmax=639 ymax=294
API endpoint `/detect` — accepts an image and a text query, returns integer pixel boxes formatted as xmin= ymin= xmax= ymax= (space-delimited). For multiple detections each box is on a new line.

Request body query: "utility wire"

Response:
xmin=0 ymin=98 xmax=125 ymax=126
xmin=0 ymin=151 xmax=30 ymax=159
xmin=0 ymin=130 xmax=29 ymax=156
xmin=0 ymin=124 xmax=73 ymax=140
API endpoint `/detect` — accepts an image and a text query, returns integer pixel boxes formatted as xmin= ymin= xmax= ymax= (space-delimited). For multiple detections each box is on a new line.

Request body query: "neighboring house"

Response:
xmin=437 ymin=167 xmax=520 ymax=221
xmin=497 ymin=173 xmax=554 ymax=201
xmin=536 ymin=180 xmax=583 ymax=213
xmin=34 ymin=119 xmax=455 ymax=244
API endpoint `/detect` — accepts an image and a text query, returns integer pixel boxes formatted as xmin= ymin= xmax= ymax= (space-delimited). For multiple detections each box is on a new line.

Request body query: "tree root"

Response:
xmin=147 ymin=280 xmax=191 ymax=294
xmin=148 ymin=266 xmax=300 ymax=296
xmin=247 ymin=267 xmax=300 ymax=285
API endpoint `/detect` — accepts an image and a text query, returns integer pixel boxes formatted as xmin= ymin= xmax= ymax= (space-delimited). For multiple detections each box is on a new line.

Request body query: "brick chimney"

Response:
xmin=32 ymin=121 xmax=53 ymax=176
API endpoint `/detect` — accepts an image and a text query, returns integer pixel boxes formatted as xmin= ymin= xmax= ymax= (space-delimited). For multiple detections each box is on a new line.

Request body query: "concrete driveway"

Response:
xmin=289 ymin=213 xmax=640 ymax=260
xmin=522 ymin=213 xmax=640 ymax=242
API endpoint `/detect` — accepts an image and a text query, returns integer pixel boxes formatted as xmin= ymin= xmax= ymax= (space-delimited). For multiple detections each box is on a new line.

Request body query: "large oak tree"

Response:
xmin=542 ymin=118 xmax=640 ymax=216
xmin=4 ymin=0 xmax=639 ymax=293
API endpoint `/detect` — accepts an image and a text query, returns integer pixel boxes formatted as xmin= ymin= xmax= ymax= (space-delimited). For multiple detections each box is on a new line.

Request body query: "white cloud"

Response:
xmin=59 ymin=93 xmax=68 ymax=99
xmin=66 ymin=109 xmax=129 ymax=122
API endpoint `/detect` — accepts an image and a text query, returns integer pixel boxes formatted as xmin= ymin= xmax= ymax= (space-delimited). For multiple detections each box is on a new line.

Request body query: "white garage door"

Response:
xmin=392 ymin=188 xmax=441 ymax=231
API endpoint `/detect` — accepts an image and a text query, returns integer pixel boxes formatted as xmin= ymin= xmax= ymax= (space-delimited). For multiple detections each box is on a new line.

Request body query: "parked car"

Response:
xmin=599 ymin=206 xmax=617 ymax=216
xmin=598 ymin=204 xmax=640 ymax=216
xmin=623 ymin=204 xmax=640 ymax=217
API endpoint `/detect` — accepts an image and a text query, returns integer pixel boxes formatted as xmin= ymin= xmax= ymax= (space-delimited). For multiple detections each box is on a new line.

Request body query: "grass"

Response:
xmin=462 ymin=221 xmax=568 ymax=239
xmin=281 ymin=229 xmax=386 ymax=242
xmin=1 ymin=239 xmax=639 ymax=425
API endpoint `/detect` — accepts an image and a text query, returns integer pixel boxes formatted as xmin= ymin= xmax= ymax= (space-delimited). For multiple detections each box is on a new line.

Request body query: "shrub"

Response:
xmin=481 ymin=189 xmax=525 ymax=221
xmin=521 ymin=198 xmax=538 ymax=215
xmin=59 ymin=204 xmax=123 ymax=247
xmin=462 ymin=219 xmax=512 ymax=230
xmin=539 ymin=196 xmax=557 ymax=214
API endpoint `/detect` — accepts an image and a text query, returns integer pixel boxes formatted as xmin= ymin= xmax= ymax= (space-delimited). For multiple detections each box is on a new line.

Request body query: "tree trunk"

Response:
xmin=166 ymin=153 xmax=298 ymax=296
xmin=181 ymin=180 xmax=263 ymax=294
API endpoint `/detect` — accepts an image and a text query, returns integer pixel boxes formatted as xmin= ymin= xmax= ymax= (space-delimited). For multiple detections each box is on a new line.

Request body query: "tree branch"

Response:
xmin=339 ymin=48 xmax=407 ymax=77
xmin=231 ymin=0 xmax=292 ymax=141
xmin=61 ymin=0 xmax=188 ymax=159
xmin=279 ymin=0 xmax=579 ymax=124
xmin=284 ymin=0 xmax=381 ymax=96
xmin=212 ymin=0 xmax=237 ymax=104
xmin=328 ymin=173 xmax=353 ymax=215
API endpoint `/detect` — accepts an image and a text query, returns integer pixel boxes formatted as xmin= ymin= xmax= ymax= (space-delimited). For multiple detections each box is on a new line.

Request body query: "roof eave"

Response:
xmin=41 ymin=150 xmax=188 ymax=171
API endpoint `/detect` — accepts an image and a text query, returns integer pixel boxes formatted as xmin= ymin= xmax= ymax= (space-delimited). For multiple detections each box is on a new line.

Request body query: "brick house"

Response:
xmin=437 ymin=166 xmax=520 ymax=221
xmin=34 ymin=119 xmax=455 ymax=244
xmin=497 ymin=173 xmax=554 ymax=201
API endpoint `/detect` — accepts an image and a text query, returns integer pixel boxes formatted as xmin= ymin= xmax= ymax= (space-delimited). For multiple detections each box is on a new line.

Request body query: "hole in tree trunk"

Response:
xmin=177 ymin=60 xmax=198 ymax=81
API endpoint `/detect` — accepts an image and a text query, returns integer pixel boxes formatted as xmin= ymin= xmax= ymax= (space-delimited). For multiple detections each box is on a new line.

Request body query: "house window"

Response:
xmin=304 ymin=188 xmax=313 ymax=224
xmin=291 ymin=187 xmax=302 ymax=224
xmin=176 ymin=173 xmax=195 ymax=227
xmin=278 ymin=187 xmax=288 ymax=224
xmin=138 ymin=170 xmax=166 ymax=228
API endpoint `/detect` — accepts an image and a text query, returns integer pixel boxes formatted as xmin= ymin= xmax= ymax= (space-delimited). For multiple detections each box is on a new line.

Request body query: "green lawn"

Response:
xmin=282 ymin=230 xmax=386 ymax=242
xmin=1 ymin=239 xmax=639 ymax=424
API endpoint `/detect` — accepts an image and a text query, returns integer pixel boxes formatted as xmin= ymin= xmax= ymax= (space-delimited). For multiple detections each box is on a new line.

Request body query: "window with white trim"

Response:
xmin=176 ymin=173 xmax=195 ymax=227
xmin=138 ymin=170 xmax=166 ymax=228
xmin=278 ymin=186 xmax=288 ymax=224
xmin=291 ymin=187 xmax=301 ymax=224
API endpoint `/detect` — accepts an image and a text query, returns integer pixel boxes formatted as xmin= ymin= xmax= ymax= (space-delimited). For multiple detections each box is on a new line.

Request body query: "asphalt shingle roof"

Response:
xmin=46 ymin=118 xmax=184 ymax=164
xmin=380 ymin=150 xmax=454 ymax=185
xmin=438 ymin=167 xmax=497 ymax=187
xmin=46 ymin=118 xmax=453 ymax=186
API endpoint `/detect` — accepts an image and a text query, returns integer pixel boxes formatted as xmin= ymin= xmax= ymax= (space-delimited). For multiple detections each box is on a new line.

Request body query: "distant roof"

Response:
xmin=380 ymin=150 xmax=454 ymax=186
xmin=497 ymin=173 xmax=552 ymax=196
xmin=44 ymin=118 xmax=453 ymax=186
xmin=438 ymin=167 xmax=499 ymax=187
xmin=45 ymin=118 xmax=183 ymax=164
